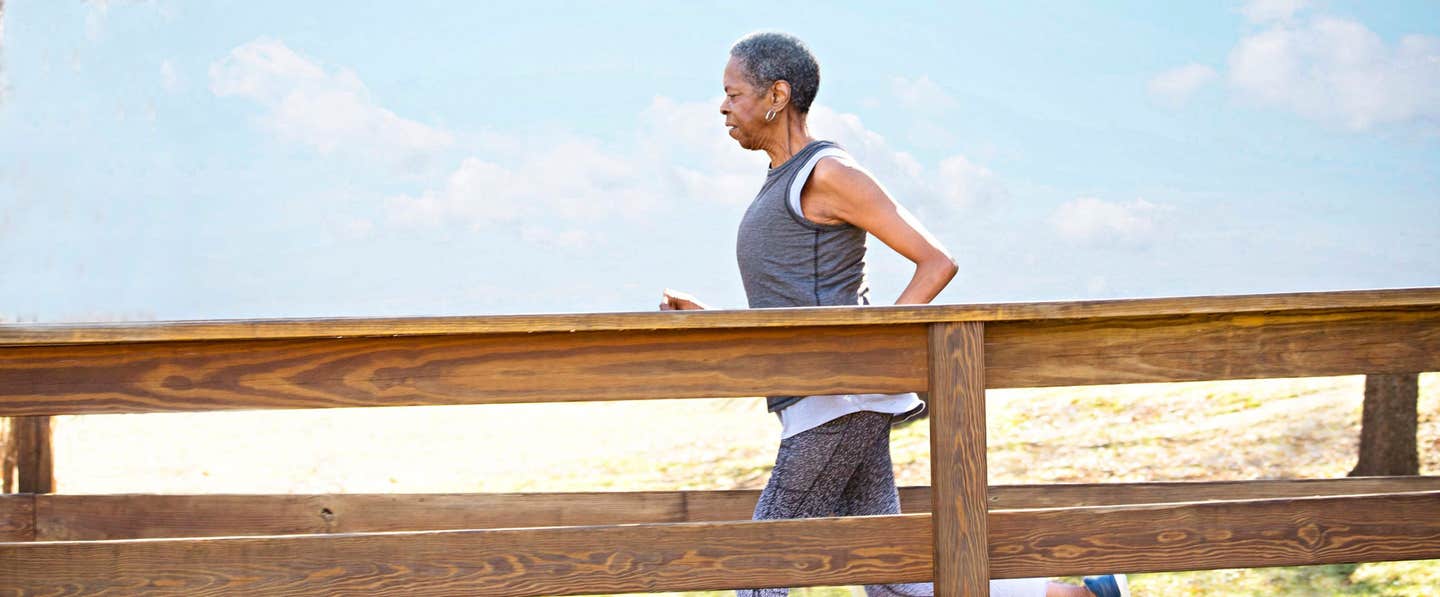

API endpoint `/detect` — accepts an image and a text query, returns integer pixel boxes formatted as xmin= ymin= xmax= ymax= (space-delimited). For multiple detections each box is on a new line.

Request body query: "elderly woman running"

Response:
xmin=661 ymin=32 xmax=1128 ymax=597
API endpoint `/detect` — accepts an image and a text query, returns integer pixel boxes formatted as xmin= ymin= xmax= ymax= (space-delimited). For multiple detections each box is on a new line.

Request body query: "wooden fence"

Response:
xmin=1 ymin=287 xmax=1438 ymax=595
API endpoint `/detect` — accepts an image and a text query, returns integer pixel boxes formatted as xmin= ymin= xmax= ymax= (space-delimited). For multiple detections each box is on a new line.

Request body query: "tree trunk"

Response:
xmin=0 ymin=418 xmax=12 ymax=492
xmin=1349 ymin=373 xmax=1419 ymax=477
xmin=1 ymin=416 xmax=53 ymax=493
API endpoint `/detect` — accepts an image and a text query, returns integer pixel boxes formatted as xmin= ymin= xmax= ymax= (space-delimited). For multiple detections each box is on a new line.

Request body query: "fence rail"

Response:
xmin=1 ymin=477 xmax=1436 ymax=542
xmin=2 ymin=287 xmax=1439 ymax=595
xmin=5 ymin=492 xmax=1440 ymax=595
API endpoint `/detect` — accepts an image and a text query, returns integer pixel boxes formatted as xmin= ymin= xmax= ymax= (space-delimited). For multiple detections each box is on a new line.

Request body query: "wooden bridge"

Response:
xmin=1 ymin=288 xmax=1438 ymax=595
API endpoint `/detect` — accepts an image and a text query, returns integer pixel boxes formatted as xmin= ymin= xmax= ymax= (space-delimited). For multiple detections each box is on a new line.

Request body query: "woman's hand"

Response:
xmin=660 ymin=288 xmax=709 ymax=311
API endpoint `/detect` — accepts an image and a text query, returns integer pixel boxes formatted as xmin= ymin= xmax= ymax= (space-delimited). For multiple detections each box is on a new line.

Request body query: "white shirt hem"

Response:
xmin=778 ymin=393 xmax=926 ymax=439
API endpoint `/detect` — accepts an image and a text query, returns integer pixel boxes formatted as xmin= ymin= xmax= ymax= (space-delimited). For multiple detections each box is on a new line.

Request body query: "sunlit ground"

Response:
xmin=53 ymin=374 xmax=1440 ymax=596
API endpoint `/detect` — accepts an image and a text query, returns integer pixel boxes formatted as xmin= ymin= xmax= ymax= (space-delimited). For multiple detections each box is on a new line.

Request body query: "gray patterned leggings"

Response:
xmin=737 ymin=411 xmax=1046 ymax=597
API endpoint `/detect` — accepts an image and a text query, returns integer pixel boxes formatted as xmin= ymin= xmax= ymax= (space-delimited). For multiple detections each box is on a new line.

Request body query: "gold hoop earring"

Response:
xmin=764 ymin=109 xmax=777 ymax=122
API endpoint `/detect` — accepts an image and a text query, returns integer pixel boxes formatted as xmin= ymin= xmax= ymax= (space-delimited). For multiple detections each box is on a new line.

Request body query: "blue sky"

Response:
xmin=1 ymin=0 xmax=1437 ymax=322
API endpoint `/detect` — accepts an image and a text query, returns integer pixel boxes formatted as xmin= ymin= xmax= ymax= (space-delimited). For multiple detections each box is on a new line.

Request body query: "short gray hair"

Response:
xmin=729 ymin=31 xmax=820 ymax=114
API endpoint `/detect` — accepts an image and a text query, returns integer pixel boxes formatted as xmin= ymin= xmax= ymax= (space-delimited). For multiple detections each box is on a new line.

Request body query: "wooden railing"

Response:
xmin=1 ymin=287 xmax=1438 ymax=595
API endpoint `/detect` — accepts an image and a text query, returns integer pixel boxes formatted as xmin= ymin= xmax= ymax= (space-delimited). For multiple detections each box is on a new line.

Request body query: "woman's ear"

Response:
xmin=771 ymin=80 xmax=792 ymax=111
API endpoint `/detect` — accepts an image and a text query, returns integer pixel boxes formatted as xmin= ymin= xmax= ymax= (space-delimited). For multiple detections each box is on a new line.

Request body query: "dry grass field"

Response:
xmin=51 ymin=374 xmax=1439 ymax=596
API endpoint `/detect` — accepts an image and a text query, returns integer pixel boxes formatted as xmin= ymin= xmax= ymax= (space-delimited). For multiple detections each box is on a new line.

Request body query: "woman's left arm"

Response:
xmin=807 ymin=158 xmax=959 ymax=305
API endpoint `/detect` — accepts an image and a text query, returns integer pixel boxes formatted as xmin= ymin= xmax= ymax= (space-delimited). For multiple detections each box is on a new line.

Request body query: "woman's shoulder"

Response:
xmin=808 ymin=145 xmax=871 ymax=189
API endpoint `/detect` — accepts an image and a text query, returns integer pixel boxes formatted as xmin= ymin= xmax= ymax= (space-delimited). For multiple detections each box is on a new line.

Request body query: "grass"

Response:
xmin=51 ymin=374 xmax=1440 ymax=595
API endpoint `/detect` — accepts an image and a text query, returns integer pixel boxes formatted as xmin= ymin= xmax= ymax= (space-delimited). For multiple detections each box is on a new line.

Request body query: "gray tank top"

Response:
xmin=736 ymin=140 xmax=872 ymax=412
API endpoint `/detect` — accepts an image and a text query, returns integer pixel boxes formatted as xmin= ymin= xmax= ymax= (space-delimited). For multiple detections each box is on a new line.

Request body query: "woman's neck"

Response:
xmin=763 ymin=115 xmax=815 ymax=168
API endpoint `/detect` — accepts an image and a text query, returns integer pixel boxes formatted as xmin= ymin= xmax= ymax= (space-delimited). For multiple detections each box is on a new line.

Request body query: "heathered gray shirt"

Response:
xmin=737 ymin=140 xmax=872 ymax=412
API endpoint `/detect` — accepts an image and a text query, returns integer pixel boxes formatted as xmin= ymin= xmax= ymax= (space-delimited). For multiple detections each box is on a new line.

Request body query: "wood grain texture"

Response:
xmin=33 ymin=491 xmax=734 ymax=541
xmin=981 ymin=476 xmax=1440 ymax=510
xmin=2 ymin=513 xmax=936 ymax=596
xmin=985 ymin=308 xmax=1440 ymax=388
xmin=2 ymin=288 xmax=1436 ymax=346
xmin=22 ymin=477 xmax=1440 ymax=541
xmin=10 ymin=416 xmax=52 ymax=493
xmin=0 ymin=325 xmax=926 ymax=416
xmin=928 ymin=322 xmax=987 ymax=596
xmin=6 ymin=492 xmax=1439 ymax=594
xmin=987 ymin=491 xmax=1440 ymax=578
xmin=0 ymin=494 xmax=34 ymax=541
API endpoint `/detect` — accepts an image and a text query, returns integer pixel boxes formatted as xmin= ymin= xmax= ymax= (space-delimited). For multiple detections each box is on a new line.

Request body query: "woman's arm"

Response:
xmin=804 ymin=157 xmax=959 ymax=305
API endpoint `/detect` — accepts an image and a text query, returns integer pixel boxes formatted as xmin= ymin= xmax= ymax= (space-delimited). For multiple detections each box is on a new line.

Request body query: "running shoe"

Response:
xmin=1082 ymin=574 xmax=1130 ymax=597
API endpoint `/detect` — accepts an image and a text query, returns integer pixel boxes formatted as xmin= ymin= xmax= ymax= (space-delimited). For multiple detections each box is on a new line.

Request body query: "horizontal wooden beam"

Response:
xmin=988 ymin=490 xmax=1440 ymax=578
xmin=0 ymin=494 xmax=34 ymax=541
xmin=981 ymin=476 xmax=1440 ymax=509
xmin=5 ymin=307 xmax=1437 ymax=416
xmin=7 ymin=510 xmax=933 ymax=595
xmin=0 ymin=324 xmax=927 ymax=416
xmin=986 ymin=308 xmax=1440 ymax=388
xmin=31 ymin=490 xmax=761 ymax=540
xmin=21 ymin=477 xmax=1440 ymax=541
xmin=3 ymin=288 xmax=1437 ymax=346
xmin=5 ymin=492 xmax=1439 ymax=595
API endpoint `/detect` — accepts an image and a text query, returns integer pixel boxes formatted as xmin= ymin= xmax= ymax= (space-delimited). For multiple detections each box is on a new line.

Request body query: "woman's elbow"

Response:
xmin=939 ymin=255 xmax=959 ymax=278
xmin=927 ymin=254 xmax=959 ymax=282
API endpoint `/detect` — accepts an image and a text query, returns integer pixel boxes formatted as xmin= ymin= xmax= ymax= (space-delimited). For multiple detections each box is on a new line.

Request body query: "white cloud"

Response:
xmin=202 ymin=42 xmax=1002 ymax=249
xmin=84 ymin=0 xmax=109 ymax=42
xmin=175 ymin=45 xmax=1004 ymax=251
xmin=336 ymin=217 xmax=373 ymax=240
xmin=381 ymin=98 xmax=756 ymax=242
xmin=384 ymin=157 xmax=515 ymax=228
xmin=936 ymin=154 xmax=1006 ymax=209
xmin=1148 ymin=63 xmax=1218 ymax=105
xmin=1227 ymin=14 xmax=1440 ymax=130
xmin=520 ymin=226 xmax=594 ymax=250
xmin=209 ymin=37 xmax=454 ymax=170
xmin=160 ymin=59 xmax=179 ymax=92
xmin=1240 ymin=0 xmax=1310 ymax=24
xmin=384 ymin=97 xmax=1001 ymax=240
xmin=1050 ymin=197 xmax=1166 ymax=248
xmin=82 ymin=0 xmax=173 ymax=42
xmin=397 ymin=139 xmax=647 ymax=222
xmin=382 ymin=137 xmax=665 ymax=247
xmin=892 ymin=75 xmax=957 ymax=111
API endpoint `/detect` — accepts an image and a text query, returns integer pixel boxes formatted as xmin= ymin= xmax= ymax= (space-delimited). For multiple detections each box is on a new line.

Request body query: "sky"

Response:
xmin=1 ymin=0 xmax=1437 ymax=323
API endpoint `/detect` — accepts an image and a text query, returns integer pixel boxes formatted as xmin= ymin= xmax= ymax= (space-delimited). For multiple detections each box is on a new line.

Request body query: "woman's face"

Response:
xmin=721 ymin=56 xmax=772 ymax=150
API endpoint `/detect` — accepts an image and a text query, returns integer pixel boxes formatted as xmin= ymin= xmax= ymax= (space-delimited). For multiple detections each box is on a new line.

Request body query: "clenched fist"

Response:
xmin=660 ymin=288 xmax=710 ymax=311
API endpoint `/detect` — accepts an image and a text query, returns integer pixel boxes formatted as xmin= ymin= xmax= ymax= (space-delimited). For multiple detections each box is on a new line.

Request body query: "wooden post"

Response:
xmin=928 ymin=322 xmax=988 ymax=596
xmin=3 ymin=417 xmax=53 ymax=494
xmin=1350 ymin=373 xmax=1420 ymax=477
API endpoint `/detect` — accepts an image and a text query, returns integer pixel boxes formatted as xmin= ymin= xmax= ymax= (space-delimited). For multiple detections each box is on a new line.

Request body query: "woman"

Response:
xmin=661 ymin=32 xmax=1128 ymax=597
